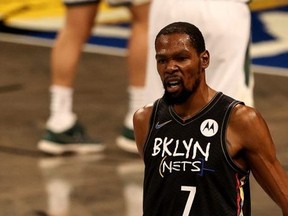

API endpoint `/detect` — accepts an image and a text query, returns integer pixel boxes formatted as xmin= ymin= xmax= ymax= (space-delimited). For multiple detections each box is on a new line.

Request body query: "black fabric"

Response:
xmin=143 ymin=92 xmax=251 ymax=216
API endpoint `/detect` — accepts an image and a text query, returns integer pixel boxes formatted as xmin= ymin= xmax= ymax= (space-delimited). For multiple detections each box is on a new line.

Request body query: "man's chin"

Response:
xmin=163 ymin=90 xmax=192 ymax=105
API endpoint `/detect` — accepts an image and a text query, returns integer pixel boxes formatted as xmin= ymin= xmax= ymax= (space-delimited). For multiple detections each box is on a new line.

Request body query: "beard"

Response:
xmin=163 ymin=78 xmax=200 ymax=105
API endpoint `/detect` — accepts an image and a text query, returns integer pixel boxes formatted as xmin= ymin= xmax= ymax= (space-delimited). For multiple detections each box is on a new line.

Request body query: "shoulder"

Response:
xmin=226 ymin=103 xmax=276 ymax=170
xmin=228 ymin=103 xmax=273 ymax=154
xmin=133 ymin=103 xmax=154 ymax=125
xmin=229 ymin=103 xmax=266 ymax=130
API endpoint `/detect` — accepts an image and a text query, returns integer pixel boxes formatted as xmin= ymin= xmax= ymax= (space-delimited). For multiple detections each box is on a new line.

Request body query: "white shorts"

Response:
xmin=63 ymin=0 xmax=149 ymax=6
xmin=145 ymin=0 xmax=254 ymax=106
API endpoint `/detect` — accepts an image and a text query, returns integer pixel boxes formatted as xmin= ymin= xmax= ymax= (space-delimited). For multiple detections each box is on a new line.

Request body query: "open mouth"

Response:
xmin=164 ymin=78 xmax=182 ymax=93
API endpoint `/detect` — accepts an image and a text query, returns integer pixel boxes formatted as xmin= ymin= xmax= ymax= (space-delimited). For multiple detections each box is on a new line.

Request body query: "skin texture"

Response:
xmin=133 ymin=32 xmax=288 ymax=215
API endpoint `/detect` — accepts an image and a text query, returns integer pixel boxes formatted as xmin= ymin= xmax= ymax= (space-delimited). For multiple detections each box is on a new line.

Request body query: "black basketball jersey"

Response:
xmin=143 ymin=92 xmax=251 ymax=216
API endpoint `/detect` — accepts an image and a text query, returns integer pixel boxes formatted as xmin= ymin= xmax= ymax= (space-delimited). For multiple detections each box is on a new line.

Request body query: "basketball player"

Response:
xmin=37 ymin=0 xmax=150 ymax=154
xmin=133 ymin=22 xmax=288 ymax=215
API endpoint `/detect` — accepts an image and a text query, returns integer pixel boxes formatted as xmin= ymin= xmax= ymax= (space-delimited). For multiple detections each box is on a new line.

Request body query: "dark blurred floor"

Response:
xmin=0 ymin=41 xmax=287 ymax=216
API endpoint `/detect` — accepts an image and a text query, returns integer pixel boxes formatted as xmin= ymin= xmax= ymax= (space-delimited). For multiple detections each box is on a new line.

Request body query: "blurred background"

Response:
xmin=0 ymin=0 xmax=287 ymax=215
xmin=1 ymin=0 xmax=287 ymax=68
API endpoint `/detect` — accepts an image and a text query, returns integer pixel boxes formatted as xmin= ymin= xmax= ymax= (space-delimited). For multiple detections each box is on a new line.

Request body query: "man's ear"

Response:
xmin=200 ymin=50 xmax=210 ymax=69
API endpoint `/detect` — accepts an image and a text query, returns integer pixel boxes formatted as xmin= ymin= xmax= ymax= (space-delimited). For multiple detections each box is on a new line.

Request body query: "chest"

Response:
xmin=145 ymin=120 xmax=226 ymax=177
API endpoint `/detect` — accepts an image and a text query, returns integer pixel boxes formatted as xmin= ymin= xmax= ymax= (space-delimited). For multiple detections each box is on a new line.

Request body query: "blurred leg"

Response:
xmin=116 ymin=2 xmax=150 ymax=153
xmin=38 ymin=2 xmax=105 ymax=155
xmin=47 ymin=3 xmax=99 ymax=132
xmin=124 ymin=2 xmax=149 ymax=128
xmin=127 ymin=3 xmax=149 ymax=88
xmin=51 ymin=3 xmax=99 ymax=87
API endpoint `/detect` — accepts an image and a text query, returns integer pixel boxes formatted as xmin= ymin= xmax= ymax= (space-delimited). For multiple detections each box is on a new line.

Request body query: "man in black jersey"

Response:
xmin=133 ymin=22 xmax=288 ymax=215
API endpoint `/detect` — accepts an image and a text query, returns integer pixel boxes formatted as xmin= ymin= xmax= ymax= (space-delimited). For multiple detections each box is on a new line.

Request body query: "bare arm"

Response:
xmin=133 ymin=105 xmax=153 ymax=159
xmin=227 ymin=105 xmax=288 ymax=215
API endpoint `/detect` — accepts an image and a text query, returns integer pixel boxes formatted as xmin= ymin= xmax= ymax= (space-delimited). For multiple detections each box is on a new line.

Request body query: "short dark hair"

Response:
xmin=155 ymin=22 xmax=206 ymax=54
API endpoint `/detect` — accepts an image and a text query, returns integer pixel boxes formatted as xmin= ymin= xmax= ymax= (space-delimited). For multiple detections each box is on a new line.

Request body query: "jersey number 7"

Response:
xmin=181 ymin=186 xmax=196 ymax=216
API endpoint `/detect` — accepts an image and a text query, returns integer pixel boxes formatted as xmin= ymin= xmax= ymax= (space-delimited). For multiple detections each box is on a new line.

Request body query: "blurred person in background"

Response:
xmin=37 ymin=0 xmax=150 ymax=155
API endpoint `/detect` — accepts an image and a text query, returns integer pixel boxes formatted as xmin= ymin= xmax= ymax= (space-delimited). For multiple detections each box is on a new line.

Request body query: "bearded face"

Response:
xmin=155 ymin=33 xmax=207 ymax=106
xmin=163 ymin=77 xmax=200 ymax=105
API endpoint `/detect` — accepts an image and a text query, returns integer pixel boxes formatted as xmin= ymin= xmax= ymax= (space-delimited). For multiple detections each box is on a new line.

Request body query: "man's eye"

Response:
xmin=177 ymin=56 xmax=187 ymax=61
xmin=157 ymin=59 xmax=166 ymax=64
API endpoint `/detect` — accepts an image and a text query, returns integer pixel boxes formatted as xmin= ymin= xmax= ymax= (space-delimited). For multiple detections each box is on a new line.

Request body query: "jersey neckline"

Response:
xmin=168 ymin=92 xmax=223 ymax=125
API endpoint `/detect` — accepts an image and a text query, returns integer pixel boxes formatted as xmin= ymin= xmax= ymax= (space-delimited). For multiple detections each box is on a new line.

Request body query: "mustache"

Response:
xmin=163 ymin=74 xmax=180 ymax=81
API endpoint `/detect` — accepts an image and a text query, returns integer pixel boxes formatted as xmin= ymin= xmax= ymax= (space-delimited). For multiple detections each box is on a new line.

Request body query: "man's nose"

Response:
xmin=165 ymin=60 xmax=178 ymax=73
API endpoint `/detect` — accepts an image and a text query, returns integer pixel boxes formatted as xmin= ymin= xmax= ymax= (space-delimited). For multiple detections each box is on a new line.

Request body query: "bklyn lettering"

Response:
xmin=152 ymin=137 xmax=213 ymax=177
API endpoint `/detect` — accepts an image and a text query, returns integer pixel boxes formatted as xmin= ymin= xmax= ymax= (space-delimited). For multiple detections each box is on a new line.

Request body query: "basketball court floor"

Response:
xmin=0 ymin=1 xmax=288 ymax=216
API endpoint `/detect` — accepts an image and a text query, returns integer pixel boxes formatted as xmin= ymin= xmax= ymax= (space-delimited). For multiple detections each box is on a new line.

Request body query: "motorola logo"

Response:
xmin=200 ymin=119 xmax=218 ymax=137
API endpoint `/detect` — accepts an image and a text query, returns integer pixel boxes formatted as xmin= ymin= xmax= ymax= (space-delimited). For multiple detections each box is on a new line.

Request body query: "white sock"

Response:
xmin=124 ymin=86 xmax=146 ymax=129
xmin=46 ymin=85 xmax=76 ymax=132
